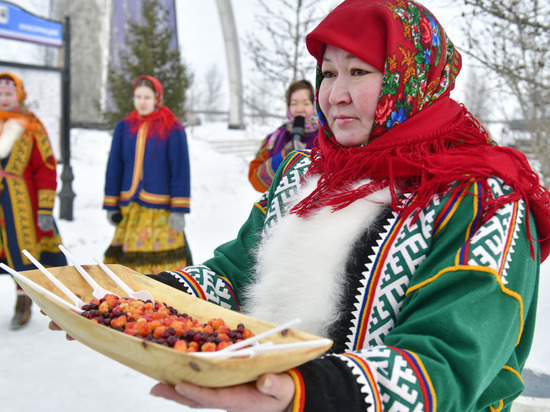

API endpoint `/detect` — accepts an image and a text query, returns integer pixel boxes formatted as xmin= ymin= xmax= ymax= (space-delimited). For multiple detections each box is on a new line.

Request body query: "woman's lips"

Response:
xmin=333 ymin=115 xmax=356 ymax=127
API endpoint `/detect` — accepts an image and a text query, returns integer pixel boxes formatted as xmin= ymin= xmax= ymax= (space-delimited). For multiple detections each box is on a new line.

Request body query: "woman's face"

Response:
xmin=319 ymin=45 xmax=383 ymax=147
xmin=133 ymin=85 xmax=157 ymax=116
xmin=0 ymin=87 xmax=19 ymax=111
xmin=289 ymin=88 xmax=314 ymax=119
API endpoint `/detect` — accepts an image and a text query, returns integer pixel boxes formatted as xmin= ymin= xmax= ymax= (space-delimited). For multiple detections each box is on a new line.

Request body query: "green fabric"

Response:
xmin=183 ymin=152 xmax=539 ymax=410
xmin=383 ymin=185 xmax=539 ymax=410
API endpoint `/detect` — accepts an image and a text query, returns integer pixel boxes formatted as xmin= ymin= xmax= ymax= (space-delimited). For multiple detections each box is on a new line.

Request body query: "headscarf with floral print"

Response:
xmin=292 ymin=0 xmax=550 ymax=261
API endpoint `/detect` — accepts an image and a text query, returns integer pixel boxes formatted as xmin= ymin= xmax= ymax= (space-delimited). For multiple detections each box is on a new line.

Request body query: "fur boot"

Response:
xmin=10 ymin=289 xmax=32 ymax=330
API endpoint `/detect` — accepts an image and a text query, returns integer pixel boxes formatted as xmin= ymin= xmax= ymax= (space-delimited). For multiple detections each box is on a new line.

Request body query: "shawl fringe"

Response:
xmin=291 ymin=105 xmax=550 ymax=260
xmin=125 ymin=105 xmax=182 ymax=140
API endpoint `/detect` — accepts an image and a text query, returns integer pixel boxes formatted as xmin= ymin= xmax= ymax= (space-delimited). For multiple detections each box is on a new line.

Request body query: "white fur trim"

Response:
xmin=0 ymin=119 xmax=25 ymax=158
xmin=244 ymin=177 xmax=391 ymax=337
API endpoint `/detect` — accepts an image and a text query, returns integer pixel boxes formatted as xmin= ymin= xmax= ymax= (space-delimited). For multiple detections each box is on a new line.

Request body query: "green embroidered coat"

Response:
xmin=155 ymin=151 xmax=539 ymax=411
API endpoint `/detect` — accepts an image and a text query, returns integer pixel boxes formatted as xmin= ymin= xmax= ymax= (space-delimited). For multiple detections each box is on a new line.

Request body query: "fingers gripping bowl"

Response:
xmin=14 ymin=264 xmax=333 ymax=387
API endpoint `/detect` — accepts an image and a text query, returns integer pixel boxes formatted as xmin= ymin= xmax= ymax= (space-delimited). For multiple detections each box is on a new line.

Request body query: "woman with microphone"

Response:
xmin=248 ymin=79 xmax=319 ymax=192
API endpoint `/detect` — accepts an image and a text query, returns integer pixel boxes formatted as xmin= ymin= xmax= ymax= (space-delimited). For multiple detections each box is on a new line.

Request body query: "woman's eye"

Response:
xmin=322 ymin=71 xmax=335 ymax=79
xmin=351 ymin=69 xmax=368 ymax=76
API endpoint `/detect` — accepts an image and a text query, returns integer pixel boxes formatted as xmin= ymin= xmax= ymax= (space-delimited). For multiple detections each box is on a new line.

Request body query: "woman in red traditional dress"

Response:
xmin=0 ymin=72 xmax=66 ymax=329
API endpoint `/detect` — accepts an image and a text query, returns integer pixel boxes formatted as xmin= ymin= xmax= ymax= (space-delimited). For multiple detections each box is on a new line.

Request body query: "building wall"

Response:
xmin=53 ymin=0 xmax=111 ymax=127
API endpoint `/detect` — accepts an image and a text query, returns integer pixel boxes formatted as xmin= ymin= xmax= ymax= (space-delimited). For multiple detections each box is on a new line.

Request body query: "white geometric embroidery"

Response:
xmin=347 ymin=216 xmax=397 ymax=351
xmin=348 ymin=346 xmax=424 ymax=411
xmin=366 ymin=212 xmax=433 ymax=347
xmin=470 ymin=211 xmax=510 ymax=268
xmin=184 ymin=265 xmax=233 ymax=309
xmin=336 ymin=353 xmax=380 ymax=410
xmin=465 ymin=179 xmax=525 ymax=284
xmin=263 ymin=156 xmax=309 ymax=234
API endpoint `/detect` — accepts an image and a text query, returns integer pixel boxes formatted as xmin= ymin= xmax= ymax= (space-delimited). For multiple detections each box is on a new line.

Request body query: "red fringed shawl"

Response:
xmin=124 ymin=105 xmax=182 ymax=140
xmin=126 ymin=75 xmax=182 ymax=140
xmin=297 ymin=0 xmax=550 ymax=261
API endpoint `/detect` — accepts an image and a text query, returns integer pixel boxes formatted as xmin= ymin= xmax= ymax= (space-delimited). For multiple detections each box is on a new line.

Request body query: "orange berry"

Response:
xmin=153 ymin=325 xmax=168 ymax=339
xmin=187 ymin=341 xmax=199 ymax=352
xmin=201 ymin=342 xmax=216 ymax=352
xmin=171 ymin=321 xmax=185 ymax=336
xmin=209 ymin=318 xmax=225 ymax=330
xmin=216 ymin=341 xmax=233 ymax=351
xmin=135 ymin=319 xmax=151 ymax=336
xmin=150 ymin=320 xmax=162 ymax=330
xmin=98 ymin=301 xmax=110 ymax=315
xmin=111 ymin=315 xmax=127 ymax=329
xmin=173 ymin=340 xmax=188 ymax=352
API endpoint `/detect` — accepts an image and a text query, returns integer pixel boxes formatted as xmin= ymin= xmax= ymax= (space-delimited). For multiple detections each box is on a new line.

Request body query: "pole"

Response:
xmin=58 ymin=15 xmax=75 ymax=220
xmin=216 ymin=0 xmax=244 ymax=129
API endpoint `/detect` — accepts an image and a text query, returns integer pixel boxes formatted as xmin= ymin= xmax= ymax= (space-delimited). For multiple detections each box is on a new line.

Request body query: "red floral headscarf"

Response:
xmin=292 ymin=0 xmax=550 ymax=261
xmin=133 ymin=75 xmax=164 ymax=105
xmin=125 ymin=75 xmax=181 ymax=140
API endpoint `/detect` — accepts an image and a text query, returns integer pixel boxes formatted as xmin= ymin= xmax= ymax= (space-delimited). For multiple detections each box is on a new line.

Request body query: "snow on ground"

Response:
xmin=0 ymin=122 xmax=261 ymax=412
xmin=0 ymin=122 xmax=549 ymax=411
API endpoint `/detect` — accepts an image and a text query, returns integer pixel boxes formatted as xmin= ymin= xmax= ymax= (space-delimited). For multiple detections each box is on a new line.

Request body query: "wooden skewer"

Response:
xmin=22 ymin=249 xmax=86 ymax=308
xmin=0 ymin=263 xmax=83 ymax=313
xmin=58 ymin=245 xmax=117 ymax=300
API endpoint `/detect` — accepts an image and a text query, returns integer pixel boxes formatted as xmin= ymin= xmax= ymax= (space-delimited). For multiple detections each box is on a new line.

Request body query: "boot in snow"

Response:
xmin=10 ymin=291 xmax=32 ymax=330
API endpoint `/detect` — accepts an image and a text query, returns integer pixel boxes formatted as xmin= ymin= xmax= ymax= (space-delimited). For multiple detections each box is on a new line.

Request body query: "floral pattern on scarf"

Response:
xmin=371 ymin=1 xmax=461 ymax=139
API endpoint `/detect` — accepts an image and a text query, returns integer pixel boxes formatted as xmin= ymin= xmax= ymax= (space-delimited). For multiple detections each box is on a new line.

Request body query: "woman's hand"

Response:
xmin=150 ymin=372 xmax=295 ymax=412
xmin=44 ymin=313 xmax=74 ymax=341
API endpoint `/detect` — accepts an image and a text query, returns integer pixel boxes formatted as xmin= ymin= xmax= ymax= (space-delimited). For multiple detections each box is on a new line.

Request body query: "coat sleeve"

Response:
xmin=289 ymin=181 xmax=539 ymax=411
xmin=149 ymin=192 xmax=269 ymax=311
xmin=149 ymin=151 xmax=304 ymax=308
xmin=248 ymin=126 xmax=290 ymax=192
xmin=103 ymin=120 xmax=126 ymax=210
xmin=167 ymin=123 xmax=190 ymax=213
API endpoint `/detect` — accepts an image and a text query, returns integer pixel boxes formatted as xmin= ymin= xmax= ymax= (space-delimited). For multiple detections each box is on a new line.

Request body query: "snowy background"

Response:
xmin=0 ymin=1 xmax=548 ymax=410
xmin=0 ymin=122 xmax=549 ymax=411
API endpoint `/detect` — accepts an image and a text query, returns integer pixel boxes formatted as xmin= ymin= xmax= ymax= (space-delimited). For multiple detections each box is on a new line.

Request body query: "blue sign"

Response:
xmin=0 ymin=1 xmax=62 ymax=47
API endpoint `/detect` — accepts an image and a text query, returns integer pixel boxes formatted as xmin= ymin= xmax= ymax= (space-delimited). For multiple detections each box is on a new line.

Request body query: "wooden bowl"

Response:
xmin=15 ymin=264 xmax=332 ymax=387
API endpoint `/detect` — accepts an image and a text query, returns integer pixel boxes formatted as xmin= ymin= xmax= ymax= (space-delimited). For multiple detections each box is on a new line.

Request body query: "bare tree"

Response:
xmin=462 ymin=67 xmax=492 ymax=126
xmin=203 ymin=64 xmax=225 ymax=122
xmin=460 ymin=0 xmax=550 ymax=184
xmin=243 ymin=0 xmax=336 ymax=120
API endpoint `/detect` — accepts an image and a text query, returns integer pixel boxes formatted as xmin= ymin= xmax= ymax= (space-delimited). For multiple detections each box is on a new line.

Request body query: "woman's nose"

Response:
xmin=295 ymin=104 xmax=308 ymax=114
xmin=328 ymin=76 xmax=351 ymax=105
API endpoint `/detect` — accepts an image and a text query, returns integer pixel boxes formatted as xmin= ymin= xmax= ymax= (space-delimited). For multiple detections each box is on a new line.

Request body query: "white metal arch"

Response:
xmin=215 ymin=0 xmax=244 ymax=129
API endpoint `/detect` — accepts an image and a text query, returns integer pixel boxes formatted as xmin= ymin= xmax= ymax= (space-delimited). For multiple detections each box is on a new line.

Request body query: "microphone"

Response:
xmin=291 ymin=116 xmax=305 ymax=150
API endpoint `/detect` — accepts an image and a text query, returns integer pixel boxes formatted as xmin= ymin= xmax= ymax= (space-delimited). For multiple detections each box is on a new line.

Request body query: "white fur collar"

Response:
xmin=0 ymin=118 xmax=25 ymax=159
xmin=243 ymin=177 xmax=391 ymax=337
